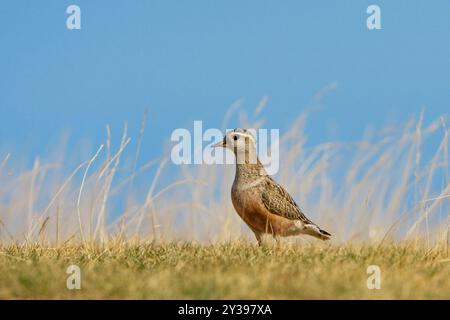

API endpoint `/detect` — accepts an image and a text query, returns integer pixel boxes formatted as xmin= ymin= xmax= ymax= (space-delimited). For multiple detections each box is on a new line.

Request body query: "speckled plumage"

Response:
xmin=214 ymin=128 xmax=331 ymax=245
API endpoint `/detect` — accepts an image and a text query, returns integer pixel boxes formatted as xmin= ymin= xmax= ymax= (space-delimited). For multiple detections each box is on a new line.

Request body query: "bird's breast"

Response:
xmin=231 ymin=183 xmax=261 ymax=221
xmin=231 ymin=181 xmax=300 ymax=236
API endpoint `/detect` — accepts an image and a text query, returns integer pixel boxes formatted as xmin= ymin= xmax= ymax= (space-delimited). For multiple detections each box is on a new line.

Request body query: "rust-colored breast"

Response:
xmin=231 ymin=188 xmax=297 ymax=236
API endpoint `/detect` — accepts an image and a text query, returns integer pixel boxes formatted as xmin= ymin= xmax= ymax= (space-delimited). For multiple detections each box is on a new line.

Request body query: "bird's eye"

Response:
xmin=233 ymin=135 xmax=238 ymax=141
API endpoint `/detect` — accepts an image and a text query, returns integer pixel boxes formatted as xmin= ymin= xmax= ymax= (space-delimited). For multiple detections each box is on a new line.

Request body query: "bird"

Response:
xmin=212 ymin=128 xmax=331 ymax=245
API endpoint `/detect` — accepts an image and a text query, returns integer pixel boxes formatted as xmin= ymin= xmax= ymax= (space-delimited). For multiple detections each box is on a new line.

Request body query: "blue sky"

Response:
xmin=1 ymin=0 xmax=450 ymax=164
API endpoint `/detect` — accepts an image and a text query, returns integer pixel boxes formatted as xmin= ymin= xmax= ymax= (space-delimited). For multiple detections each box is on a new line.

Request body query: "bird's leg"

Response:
xmin=253 ymin=230 xmax=262 ymax=246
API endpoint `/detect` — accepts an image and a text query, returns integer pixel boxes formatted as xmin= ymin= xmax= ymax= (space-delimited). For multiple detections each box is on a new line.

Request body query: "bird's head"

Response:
xmin=212 ymin=128 xmax=258 ymax=164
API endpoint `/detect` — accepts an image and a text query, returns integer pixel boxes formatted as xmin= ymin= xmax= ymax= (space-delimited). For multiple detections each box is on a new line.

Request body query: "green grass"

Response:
xmin=1 ymin=113 xmax=449 ymax=300
xmin=1 ymin=242 xmax=449 ymax=299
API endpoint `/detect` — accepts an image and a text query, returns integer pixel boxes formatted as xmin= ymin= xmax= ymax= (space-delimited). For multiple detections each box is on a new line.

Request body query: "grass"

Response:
xmin=1 ymin=242 xmax=450 ymax=299
xmin=1 ymin=100 xmax=450 ymax=299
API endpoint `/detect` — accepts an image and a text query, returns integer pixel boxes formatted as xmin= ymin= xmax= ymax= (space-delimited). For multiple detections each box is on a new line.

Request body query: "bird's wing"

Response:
xmin=261 ymin=177 xmax=313 ymax=223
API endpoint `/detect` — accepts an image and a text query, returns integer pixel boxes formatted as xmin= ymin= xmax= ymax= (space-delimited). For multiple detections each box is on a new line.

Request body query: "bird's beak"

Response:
xmin=212 ymin=140 xmax=225 ymax=148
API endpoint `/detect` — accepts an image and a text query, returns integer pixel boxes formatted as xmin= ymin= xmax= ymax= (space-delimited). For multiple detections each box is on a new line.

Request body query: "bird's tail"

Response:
xmin=303 ymin=224 xmax=331 ymax=241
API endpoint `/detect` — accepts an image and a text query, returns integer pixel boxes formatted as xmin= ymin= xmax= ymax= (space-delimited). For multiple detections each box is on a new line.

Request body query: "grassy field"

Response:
xmin=1 ymin=241 xmax=449 ymax=299
xmin=1 ymin=109 xmax=449 ymax=299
